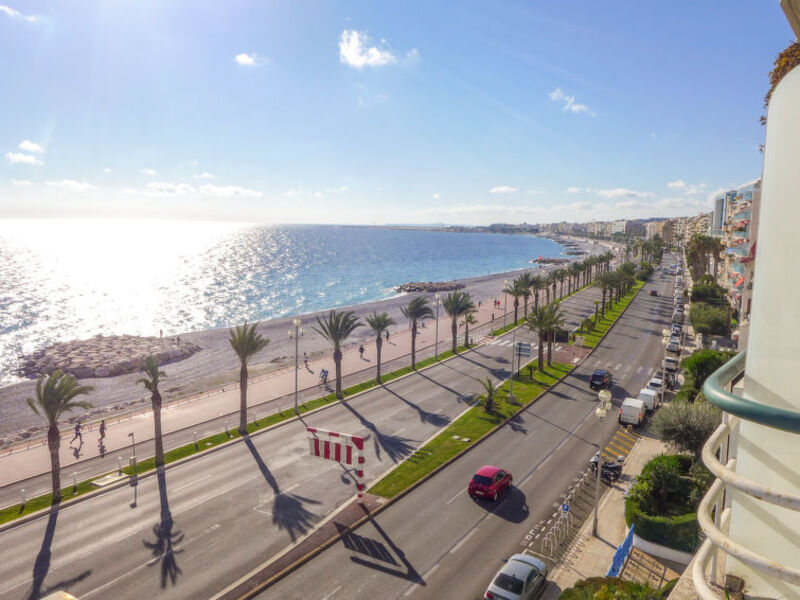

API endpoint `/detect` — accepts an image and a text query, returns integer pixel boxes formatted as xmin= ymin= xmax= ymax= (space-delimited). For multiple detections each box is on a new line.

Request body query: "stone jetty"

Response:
xmin=18 ymin=334 xmax=202 ymax=380
xmin=396 ymin=281 xmax=466 ymax=293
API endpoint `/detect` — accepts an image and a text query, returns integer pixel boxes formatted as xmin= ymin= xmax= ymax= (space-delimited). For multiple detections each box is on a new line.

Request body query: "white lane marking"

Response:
xmin=445 ymin=488 xmax=466 ymax=505
xmin=172 ymin=474 xmax=213 ymax=493
xmin=636 ymin=366 xmax=644 ymax=374
xmin=392 ymin=428 xmax=407 ymax=436
xmin=321 ymin=586 xmax=342 ymax=600
xmin=82 ymin=523 xmax=222 ymax=598
xmin=614 ymin=362 xmax=622 ymax=370
xmin=450 ymin=528 xmax=478 ymax=554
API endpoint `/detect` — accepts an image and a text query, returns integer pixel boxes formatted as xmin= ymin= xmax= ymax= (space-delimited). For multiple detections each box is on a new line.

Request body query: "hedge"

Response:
xmin=559 ymin=576 xmax=667 ymax=599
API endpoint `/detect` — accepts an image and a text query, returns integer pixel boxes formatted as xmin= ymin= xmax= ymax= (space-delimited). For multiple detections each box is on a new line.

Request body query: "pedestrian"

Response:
xmin=359 ymin=345 xmax=365 ymax=359
xmin=385 ymin=330 xmax=390 ymax=342
xmin=71 ymin=421 xmax=83 ymax=445
xmin=491 ymin=313 xmax=495 ymax=321
xmin=159 ymin=329 xmax=163 ymax=340
xmin=304 ymin=352 xmax=310 ymax=370
xmin=99 ymin=419 xmax=106 ymax=440
xmin=478 ymin=301 xmax=481 ymax=309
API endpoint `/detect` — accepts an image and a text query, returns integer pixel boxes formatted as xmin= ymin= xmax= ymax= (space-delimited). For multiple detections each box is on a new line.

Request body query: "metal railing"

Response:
xmin=693 ymin=351 xmax=800 ymax=598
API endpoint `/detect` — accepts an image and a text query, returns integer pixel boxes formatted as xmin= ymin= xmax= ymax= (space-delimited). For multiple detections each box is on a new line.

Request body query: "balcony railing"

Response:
xmin=693 ymin=351 xmax=800 ymax=598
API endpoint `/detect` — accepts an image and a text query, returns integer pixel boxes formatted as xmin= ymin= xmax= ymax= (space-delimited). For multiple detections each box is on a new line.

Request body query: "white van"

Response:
xmin=638 ymin=388 xmax=658 ymax=411
xmin=620 ymin=398 xmax=645 ymax=426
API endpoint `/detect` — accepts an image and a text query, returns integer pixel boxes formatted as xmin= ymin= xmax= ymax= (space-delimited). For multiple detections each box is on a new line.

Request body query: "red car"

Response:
xmin=468 ymin=465 xmax=513 ymax=501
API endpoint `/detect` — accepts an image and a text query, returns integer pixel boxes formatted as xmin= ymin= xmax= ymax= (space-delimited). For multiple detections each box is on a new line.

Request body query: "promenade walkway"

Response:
xmin=1 ymin=291 xmax=585 ymax=496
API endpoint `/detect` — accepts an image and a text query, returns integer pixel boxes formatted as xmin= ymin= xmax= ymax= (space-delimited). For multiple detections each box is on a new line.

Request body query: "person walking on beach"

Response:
xmin=71 ymin=421 xmax=83 ymax=445
xmin=99 ymin=419 xmax=106 ymax=441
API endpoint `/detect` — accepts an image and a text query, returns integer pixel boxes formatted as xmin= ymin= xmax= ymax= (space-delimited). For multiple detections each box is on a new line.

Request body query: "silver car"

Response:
xmin=484 ymin=554 xmax=548 ymax=600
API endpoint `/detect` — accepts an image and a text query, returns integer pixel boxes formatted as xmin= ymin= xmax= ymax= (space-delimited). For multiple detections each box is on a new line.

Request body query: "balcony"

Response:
xmin=692 ymin=351 xmax=800 ymax=598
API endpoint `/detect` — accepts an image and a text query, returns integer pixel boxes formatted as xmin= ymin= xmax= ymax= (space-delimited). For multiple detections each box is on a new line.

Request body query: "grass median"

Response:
xmin=368 ymin=362 xmax=571 ymax=499
xmin=0 ymin=344 xmax=470 ymax=523
xmin=490 ymin=282 xmax=593 ymax=337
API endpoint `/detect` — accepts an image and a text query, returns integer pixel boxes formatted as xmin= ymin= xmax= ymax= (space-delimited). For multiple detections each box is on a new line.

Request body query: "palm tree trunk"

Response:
xmin=376 ymin=336 xmax=383 ymax=383
xmin=537 ymin=334 xmax=544 ymax=371
xmin=545 ymin=288 xmax=550 ymax=305
xmin=411 ymin=323 xmax=417 ymax=369
xmin=154 ymin=401 xmax=165 ymax=467
xmin=48 ymin=425 xmax=61 ymax=504
xmin=451 ymin=318 xmax=458 ymax=353
xmin=523 ymin=296 xmax=529 ymax=319
xmin=534 ymin=292 xmax=539 ymax=311
xmin=513 ymin=300 xmax=519 ymax=325
xmin=601 ymin=289 xmax=607 ymax=317
xmin=238 ymin=364 xmax=248 ymax=434
xmin=547 ymin=331 xmax=553 ymax=366
xmin=465 ymin=321 xmax=470 ymax=348
xmin=334 ymin=349 xmax=343 ymax=399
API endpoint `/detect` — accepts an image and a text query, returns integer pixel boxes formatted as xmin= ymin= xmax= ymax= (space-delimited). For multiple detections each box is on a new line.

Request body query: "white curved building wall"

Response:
xmin=734 ymin=65 xmax=800 ymax=598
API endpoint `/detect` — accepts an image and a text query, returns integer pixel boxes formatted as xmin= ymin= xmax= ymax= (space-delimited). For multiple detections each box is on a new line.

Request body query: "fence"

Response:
xmin=606 ymin=523 xmax=635 ymax=577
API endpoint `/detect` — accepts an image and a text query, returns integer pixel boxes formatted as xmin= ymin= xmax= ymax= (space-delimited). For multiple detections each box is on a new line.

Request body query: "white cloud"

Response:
xmin=0 ymin=4 xmax=39 ymax=22
xmin=432 ymin=192 xmax=440 ymax=199
xmin=141 ymin=181 xmax=263 ymax=198
xmin=5 ymin=152 xmax=43 ymax=166
xmin=18 ymin=140 xmax=43 ymax=153
xmin=489 ymin=186 xmax=518 ymax=194
xmin=339 ymin=30 xmax=397 ymax=68
xmin=11 ymin=179 xmax=31 ymax=186
xmin=667 ymin=179 xmax=706 ymax=195
xmin=193 ymin=172 xmax=215 ymax=180
xmin=566 ymin=187 xmax=582 ymax=194
xmin=404 ymin=48 xmax=420 ymax=65
xmin=45 ymin=179 xmax=99 ymax=192
xmin=324 ymin=186 xmax=349 ymax=193
xmin=235 ymin=52 xmax=269 ymax=67
xmin=548 ymin=88 xmax=597 ymax=117
xmin=141 ymin=168 xmax=157 ymax=176
xmin=595 ymin=188 xmax=655 ymax=199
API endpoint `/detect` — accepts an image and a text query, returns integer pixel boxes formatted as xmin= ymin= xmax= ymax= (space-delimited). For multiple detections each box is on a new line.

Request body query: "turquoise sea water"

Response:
xmin=0 ymin=220 xmax=564 ymax=383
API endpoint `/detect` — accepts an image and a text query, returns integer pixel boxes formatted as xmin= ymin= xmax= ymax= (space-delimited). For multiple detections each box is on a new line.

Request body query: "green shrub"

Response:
xmin=559 ymin=576 xmax=666 ymax=599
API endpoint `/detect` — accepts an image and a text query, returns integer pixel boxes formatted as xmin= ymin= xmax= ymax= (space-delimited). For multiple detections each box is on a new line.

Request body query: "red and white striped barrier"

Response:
xmin=307 ymin=427 xmax=365 ymax=499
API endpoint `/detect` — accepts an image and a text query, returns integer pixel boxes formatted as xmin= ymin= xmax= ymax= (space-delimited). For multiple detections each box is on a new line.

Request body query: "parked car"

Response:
xmin=672 ymin=312 xmax=683 ymax=324
xmin=649 ymin=290 xmax=658 ymax=296
xmin=620 ymin=398 xmax=645 ymax=426
xmin=469 ymin=465 xmax=513 ymax=501
xmin=589 ymin=369 xmax=613 ymax=390
xmin=647 ymin=376 xmax=664 ymax=399
xmin=483 ymin=554 xmax=548 ymax=600
xmin=666 ymin=341 xmax=681 ymax=354
xmin=663 ymin=356 xmax=679 ymax=373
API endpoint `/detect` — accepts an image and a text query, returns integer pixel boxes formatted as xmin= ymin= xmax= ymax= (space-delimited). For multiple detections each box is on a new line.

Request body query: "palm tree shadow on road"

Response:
xmin=340 ymin=510 xmax=424 ymax=584
xmin=28 ymin=511 xmax=93 ymax=599
xmin=143 ymin=469 xmax=184 ymax=589
xmin=244 ymin=436 xmax=321 ymax=542
xmin=339 ymin=401 xmax=416 ymax=463
xmin=381 ymin=386 xmax=451 ymax=428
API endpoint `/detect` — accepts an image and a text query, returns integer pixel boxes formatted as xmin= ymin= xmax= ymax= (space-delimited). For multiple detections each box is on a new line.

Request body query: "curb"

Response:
xmin=218 ymin=278 xmax=647 ymax=598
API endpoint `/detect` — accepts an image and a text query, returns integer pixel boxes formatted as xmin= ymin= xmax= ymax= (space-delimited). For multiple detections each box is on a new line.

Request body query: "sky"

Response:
xmin=0 ymin=1 xmax=795 ymax=225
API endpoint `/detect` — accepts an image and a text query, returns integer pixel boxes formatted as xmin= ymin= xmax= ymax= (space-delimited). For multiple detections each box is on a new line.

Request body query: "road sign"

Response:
xmin=514 ymin=341 xmax=532 ymax=357
xmin=561 ymin=503 xmax=570 ymax=513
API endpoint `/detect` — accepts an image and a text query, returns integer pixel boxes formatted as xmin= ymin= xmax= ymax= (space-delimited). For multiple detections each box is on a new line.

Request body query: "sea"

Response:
xmin=0 ymin=220 xmax=565 ymax=385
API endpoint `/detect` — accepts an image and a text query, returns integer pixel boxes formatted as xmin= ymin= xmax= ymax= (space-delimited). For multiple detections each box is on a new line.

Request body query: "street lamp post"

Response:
xmin=289 ymin=317 xmax=304 ymax=415
xmin=128 ymin=432 xmax=136 ymax=475
xmin=592 ymin=389 xmax=612 ymax=537
xmin=503 ymin=279 xmax=509 ymax=328
xmin=434 ymin=293 xmax=441 ymax=360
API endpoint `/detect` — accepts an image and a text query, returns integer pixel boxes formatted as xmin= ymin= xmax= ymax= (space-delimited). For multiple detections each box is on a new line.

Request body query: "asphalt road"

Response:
xmin=263 ymin=258 xmax=678 ymax=599
xmin=0 ymin=277 xmax=613 ymax=599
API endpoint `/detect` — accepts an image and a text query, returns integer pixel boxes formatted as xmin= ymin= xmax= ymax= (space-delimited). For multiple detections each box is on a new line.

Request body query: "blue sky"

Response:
xmin=0 ymin=1 xmax=794 ymax=225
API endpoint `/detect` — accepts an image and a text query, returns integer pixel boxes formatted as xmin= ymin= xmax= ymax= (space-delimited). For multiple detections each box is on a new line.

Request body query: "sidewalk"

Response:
xmin=542 ymin=433 xmax=682 ymax=598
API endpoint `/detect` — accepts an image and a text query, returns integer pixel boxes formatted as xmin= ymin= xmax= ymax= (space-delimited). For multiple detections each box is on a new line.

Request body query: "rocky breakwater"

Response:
xmin=396 ymin=280 xmax=466 ymax=293
xmin=18 ymin=334 xmax=202 ymax=380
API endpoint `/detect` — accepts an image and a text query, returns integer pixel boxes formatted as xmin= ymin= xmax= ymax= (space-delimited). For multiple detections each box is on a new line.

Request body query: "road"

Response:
xmin=263 ymin=258 xmax=677 ymax=599
xmin=0 ymin=279 xmax=612 ymax=599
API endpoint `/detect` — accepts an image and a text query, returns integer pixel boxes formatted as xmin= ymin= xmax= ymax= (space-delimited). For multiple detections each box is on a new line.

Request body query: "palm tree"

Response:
xmin=27 ymin=371 xmax=93 ymax=504
xmin=594 ymin=272 xmax=615 ymax=317
xmin=556 ymin=268 xmax=567 ymax=299
xmin=545 ymin=303 xmax=565 ymax=366
xmin=480 ymin=377 xmax=498 ymax=413
xmin=530 ymin=275 xmax=546 ymax=310
xmin=365 ymin=311 xmax=396 ymax=383
xmin=229 ymin=322 xmax=270 ymax=432
xmin=314 ymin=310 xmax=362 ymax=399
xmin=567 ymin=263 xmax=579 ymax=295
xmin=138 ymin=356 xmax=168 ymax=467
xmin=549 ymin=273 xmax=558 ymax=304
xmin=502 ymin=278 xmax=526 ymax=325
xmin=462 ymin=311 xmax=478 ymax=347
xmin=527 ymin=307 xmax=549 ymax=372
xmin=518 ymin=272 xmax=534 ymax=319
xmin=442 ymin=291 xmax=475 ymax=353
xmin=401 ymin=296 xmax=434 ymax=369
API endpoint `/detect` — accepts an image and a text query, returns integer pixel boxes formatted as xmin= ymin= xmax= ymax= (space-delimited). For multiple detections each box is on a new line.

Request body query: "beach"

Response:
xmin=0 ymin=235 xmax=615 ymax=440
